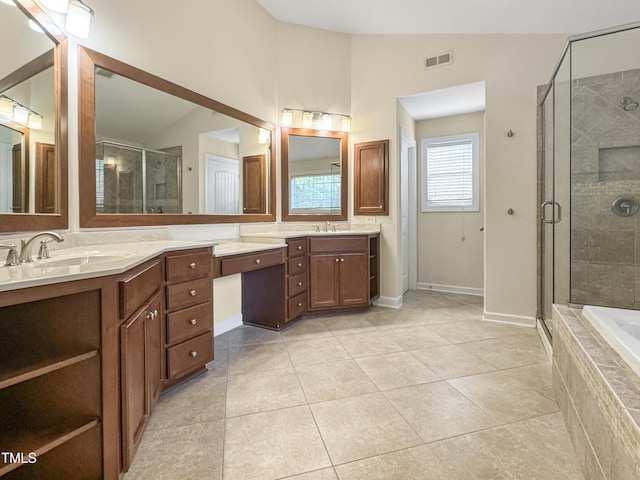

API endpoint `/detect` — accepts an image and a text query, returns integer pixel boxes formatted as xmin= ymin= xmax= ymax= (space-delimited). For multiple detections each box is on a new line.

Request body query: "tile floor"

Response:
xmin=124 ymin=290 xmax=585 ymax=480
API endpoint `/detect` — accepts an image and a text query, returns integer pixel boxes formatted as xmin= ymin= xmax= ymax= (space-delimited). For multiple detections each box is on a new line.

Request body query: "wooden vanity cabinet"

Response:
xmin=118 ymin=259 xmax=164 ymax=471
xmin=308 ymin=235 xmax=379 ymax=312
xmin=163 ymin=248 xmax=214 ymax=391
xmin=285 ymin=237 xmax=308 ymax=323
xmin=354 ymin=140 xmax=389 ymax=216
xmin=0 ymin=277 xmax=119 ymax=480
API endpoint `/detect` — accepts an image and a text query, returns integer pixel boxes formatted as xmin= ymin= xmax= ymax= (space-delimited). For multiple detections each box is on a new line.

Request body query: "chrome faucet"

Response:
xmin=0 ymin=243 xmax=19 ymax=266
xmin=19 ymin=231 xmax=64 ymax=263
xmin=324 ymin=220 xmax=330 ymax=232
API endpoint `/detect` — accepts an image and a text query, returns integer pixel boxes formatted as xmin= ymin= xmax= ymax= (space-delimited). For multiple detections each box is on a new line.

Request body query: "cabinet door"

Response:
xmin=339 ymin=253 xmax=369 ymax=306
xmin=354 ymin=139 xmax=389 ymax=215
xmin=242 ymin=154 xmax=266 ymax=214
xmin=309 ymin=254 xmax=340 ymax=309
xmin=120 ymin=307 xmax=149 ymax=469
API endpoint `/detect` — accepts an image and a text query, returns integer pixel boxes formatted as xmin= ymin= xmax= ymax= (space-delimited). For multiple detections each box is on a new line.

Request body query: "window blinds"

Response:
xmin=426 ymin=139 xmax=473 ymax=206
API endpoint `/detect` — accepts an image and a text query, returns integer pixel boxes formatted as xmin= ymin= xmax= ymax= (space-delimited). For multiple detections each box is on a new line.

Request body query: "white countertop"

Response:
xmin=213 ymin=241 xmax=286 ymax=257
xmin=0 ymin=240 xmax=216 ymax=292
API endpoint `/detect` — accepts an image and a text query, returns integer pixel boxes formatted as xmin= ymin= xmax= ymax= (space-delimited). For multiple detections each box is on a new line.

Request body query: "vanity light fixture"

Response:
xmin=282 ymin=109 xmax=293 ymax=126
xmin=0 ymin=96 xmax=43 ymax=129
xmin=41 ymin=0 xmax=70 ymax=13
xmin=302 ymin=111 xmax=313 ymax=128
xmin=0 ymin=0 xmax=15 ymax=6
xmin=65 ymin=0 xmax=94 ymax=38
xmin=258 ymin=128 xmax=270 ymax=144
xmin=281 ymin=108 xmax=352 ymax=132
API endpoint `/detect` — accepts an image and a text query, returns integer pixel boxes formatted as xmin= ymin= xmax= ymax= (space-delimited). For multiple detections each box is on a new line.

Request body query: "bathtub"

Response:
xmin=582 ymin=305 xmax=640 ymax=378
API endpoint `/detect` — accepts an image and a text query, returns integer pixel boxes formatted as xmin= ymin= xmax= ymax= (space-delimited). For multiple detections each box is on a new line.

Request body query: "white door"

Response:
xmin=205 ymin=154 xmax=239 ymax=214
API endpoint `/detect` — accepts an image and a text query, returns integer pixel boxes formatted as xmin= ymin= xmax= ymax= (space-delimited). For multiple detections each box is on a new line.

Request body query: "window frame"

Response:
xmin=421 ymin=132 xmax=480 ymax=213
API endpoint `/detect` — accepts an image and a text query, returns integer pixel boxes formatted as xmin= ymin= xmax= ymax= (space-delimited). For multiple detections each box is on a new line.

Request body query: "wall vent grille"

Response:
xmin=424 ymin=51 xmax=453 ymax=70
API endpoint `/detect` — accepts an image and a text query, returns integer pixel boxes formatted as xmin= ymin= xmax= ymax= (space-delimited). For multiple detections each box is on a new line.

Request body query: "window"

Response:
xmin=96 ymin=158 xmax=104 ymax=209
xmin=290 ymin=174 xmax=340 ymax=210
xmin=421 ymin=132 xmax=479 ymax=212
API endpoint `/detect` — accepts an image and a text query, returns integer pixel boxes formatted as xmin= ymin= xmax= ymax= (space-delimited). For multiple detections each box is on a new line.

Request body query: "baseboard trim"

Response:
xmin=482 ymin=311 xmax=536 ymax=328
xmin=214 ymin=314 xmax=243 ymax=336
xmin=377 ymin=295 xmax=403 ymax=309
xmin=536 ymin=319 xmax=553 ymax=360
xmin=417 ymin=282 xmax=484 ymax=297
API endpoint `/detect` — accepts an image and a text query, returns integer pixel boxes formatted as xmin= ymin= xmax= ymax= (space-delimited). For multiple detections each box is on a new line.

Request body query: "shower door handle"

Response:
xmin=541 ymin=201 xmax=554 ymax=223
xmin=541 ymin=201 xmax=562 ymax=224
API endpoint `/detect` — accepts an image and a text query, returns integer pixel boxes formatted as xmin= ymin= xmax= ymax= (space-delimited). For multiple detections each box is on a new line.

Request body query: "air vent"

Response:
xmin=424 ymin=51 xmax=453 ymax=70
xmin=95 ymin=67 xmax=115 ymax=78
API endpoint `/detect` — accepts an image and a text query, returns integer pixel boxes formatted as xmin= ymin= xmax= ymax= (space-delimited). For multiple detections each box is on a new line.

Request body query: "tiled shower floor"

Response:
xmin=124 ymin=290 xmax=584 ymax=480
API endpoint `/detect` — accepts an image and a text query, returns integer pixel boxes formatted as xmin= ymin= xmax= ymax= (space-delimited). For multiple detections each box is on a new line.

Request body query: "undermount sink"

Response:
xmin=36 ymin=251 xmax=133 ymax=268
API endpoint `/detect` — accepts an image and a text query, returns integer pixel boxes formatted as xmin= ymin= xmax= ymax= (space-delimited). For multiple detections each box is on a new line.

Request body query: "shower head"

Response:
xmin=620 ymin=96 xmax=639 ymax=111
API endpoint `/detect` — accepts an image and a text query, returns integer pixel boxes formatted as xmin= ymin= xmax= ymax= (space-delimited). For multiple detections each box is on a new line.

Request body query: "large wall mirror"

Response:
xmin=281 ymin=127 xmax=348 ymax=222
xmin=79 ymin=47 xmax=276 ymax=227
xmin=0 ymin=0 xmax=68 ymax=233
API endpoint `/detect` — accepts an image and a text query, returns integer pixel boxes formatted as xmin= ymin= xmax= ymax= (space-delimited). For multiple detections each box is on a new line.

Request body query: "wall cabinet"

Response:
xmin=354 ymin=139 xmax=389 ymax=216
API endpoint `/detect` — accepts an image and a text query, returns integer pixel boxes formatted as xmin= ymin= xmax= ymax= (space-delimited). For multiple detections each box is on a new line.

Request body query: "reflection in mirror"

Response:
xmin=0 ymin=0 xmax=67 ymax=232
xmin=281 ymin=127 xmax=348 ymax=222
xmin=79 ymin=47 xmax=275 ymax=227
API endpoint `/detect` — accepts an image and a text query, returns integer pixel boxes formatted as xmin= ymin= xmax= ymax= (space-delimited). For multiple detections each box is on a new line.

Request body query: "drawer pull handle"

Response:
xmin=340 ymin=258 xmax=345 ymax=262
xmin=189 ymin=262 xmax=197 ymax=269
xmin=190 ymin=318 xmax=197 ymax=326
xmin=297 ymin=281 xmax=303 ymax=286
xmin=335 ymin=258 xmax=339 ymax=262
xmin=297 ymin=245 xmax=302 ymax=250
xmin=190 ymin=350 xmax=198 ymax=358
xmin=297 ymin=262 xmax=302 ymax=268
xmin=255 ymin=258 xmax=261 ymax=264
xmin=297 ymin=302 xmax=303 ymax=307
xmin=190 ymin=290 xmax=197 ymax=296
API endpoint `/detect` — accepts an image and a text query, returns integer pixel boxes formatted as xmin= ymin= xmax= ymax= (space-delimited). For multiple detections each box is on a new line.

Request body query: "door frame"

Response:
xmin=400 ymin=128 xmax=418 ymax=292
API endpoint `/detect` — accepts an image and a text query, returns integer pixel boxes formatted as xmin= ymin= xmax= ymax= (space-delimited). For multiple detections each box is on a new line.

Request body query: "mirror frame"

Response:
xmin=0 ymin=0 xmax=68 ymax=233
xmin=281 ymin=127 xmax=348 ymax=222
xmin=78 ymin=46 xmax=276 ymax=227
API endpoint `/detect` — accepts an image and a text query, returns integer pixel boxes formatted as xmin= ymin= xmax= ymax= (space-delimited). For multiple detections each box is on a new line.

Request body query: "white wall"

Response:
xmin=350 ymin=34 xmax=567 ymax=324
xmin=416 ymin=112 xmax=485 ymax=295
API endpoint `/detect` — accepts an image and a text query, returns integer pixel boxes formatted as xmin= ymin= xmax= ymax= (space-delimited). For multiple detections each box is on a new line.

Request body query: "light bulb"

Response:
xmin=282 ymin=109 xmax=293 ymax=126
xmin=341 ymin=116 xmax=351 ymax=132
xmin=28 ymin=114 xmax=43 ymax=130
xmin=302 ymin=111 xmax=313 ymax=128
xmin=0 ymin=98 xmax=13 ymax=117
xmin=322 ymin=114 xmax=332 ymax=130
xmin=13 ymin=106 xmax=29 ymax=124
xmin=66 ymin=0 xmax=93 ymax=38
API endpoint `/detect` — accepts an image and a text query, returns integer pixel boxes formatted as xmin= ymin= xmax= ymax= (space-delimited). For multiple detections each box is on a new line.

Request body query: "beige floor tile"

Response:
xmin=227 ymin=342 xmax=294 ymax=376
xmin=428 ymin=319 xmax=528 ymax=343
xmin=437 ymin=303 xmax=484 ymax=321
xmin=413 ymin=308 xmax=461 ymax=325
xmin=459 ymin=334 xmax=548 ymax=369
xmin=226 ymin=370 xmax=306 ymax=417
xmin=448 ymin=364 xmax=558 ymax=425
xmin=286 ymin=336 xmax=351 ymax=367
xmin=336 ymin=331 xmax=403 ymax=357
xmin=383 ymin=326 xmax=450 ymax=351
xmin=355 ymin=352 xmax=440 ymax=390
xmin=280 ymin=468 xmax=338 ymax=479
xmin=146 ymin=373 xmax=226 ymax=431
xmin=295 ymin=359 xmax=378 ymax=403
xmin=281 ymin=318 xmax=334 ymax=342
xmin=310 ymin=392 xmax=422 ymax=465
xmin=124 ymin=420 xmax=224 ymax=480
xmin=224 ymin=406 xmax=331 ymax=480
xmin=223 ymin=324 xmax=283 ymax=346
xmin=321 ymin=314 xmax=377 ymax=335
xmin=410 ymin=344 xmax=496 ymax=379
xmin=365 ymin=309 xmax=425 ymax=330
xmin=383 ymin=381 xmax=498 ymax=443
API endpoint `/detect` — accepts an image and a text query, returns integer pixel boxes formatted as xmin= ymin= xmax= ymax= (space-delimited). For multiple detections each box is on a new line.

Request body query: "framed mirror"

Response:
xmin=281 ymin=127 xmax=348 ymax=222
xmin=78 ymin=47 xmax=276 ymax=227
xmin=0 ymin=0 xmax=68 ymax=233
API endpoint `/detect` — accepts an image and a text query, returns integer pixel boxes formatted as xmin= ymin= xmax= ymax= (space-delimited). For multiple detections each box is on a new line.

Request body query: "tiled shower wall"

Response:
xmin=571 ymin=68 xmax=640 ymax=308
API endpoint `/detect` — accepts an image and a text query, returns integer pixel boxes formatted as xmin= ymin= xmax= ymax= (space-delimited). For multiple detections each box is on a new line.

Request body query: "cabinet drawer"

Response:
xmin=119 ymin=259 xmax=163 ymax=319
xmin=287 ymin=256 xmax=307 ymax=276
xmin=288 ymin=272 xmax=307 ymax=297
xmin=287 ymin=238 xmax=307 ymax=257
xmin=288 ymin=292 xmax=307 ymax=319
xmin=309 ymin=236 xmax=368 ymax=254
xmin=166 ymin=302 xmax=213 ymax=345
xmin=166 ymin=277 xmax=212 ymax=311
xmin=166 ymin=250 xmax=212 ymax=283
xmin=167 ymin=332 xmax=213 ymax=379
xmin=220 ymin=249 xmax=284 ymax=276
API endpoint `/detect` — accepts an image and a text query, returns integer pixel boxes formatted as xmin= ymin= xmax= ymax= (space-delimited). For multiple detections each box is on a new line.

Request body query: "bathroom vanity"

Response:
xmin=0 ymin=241 xmax=214 ymax=479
